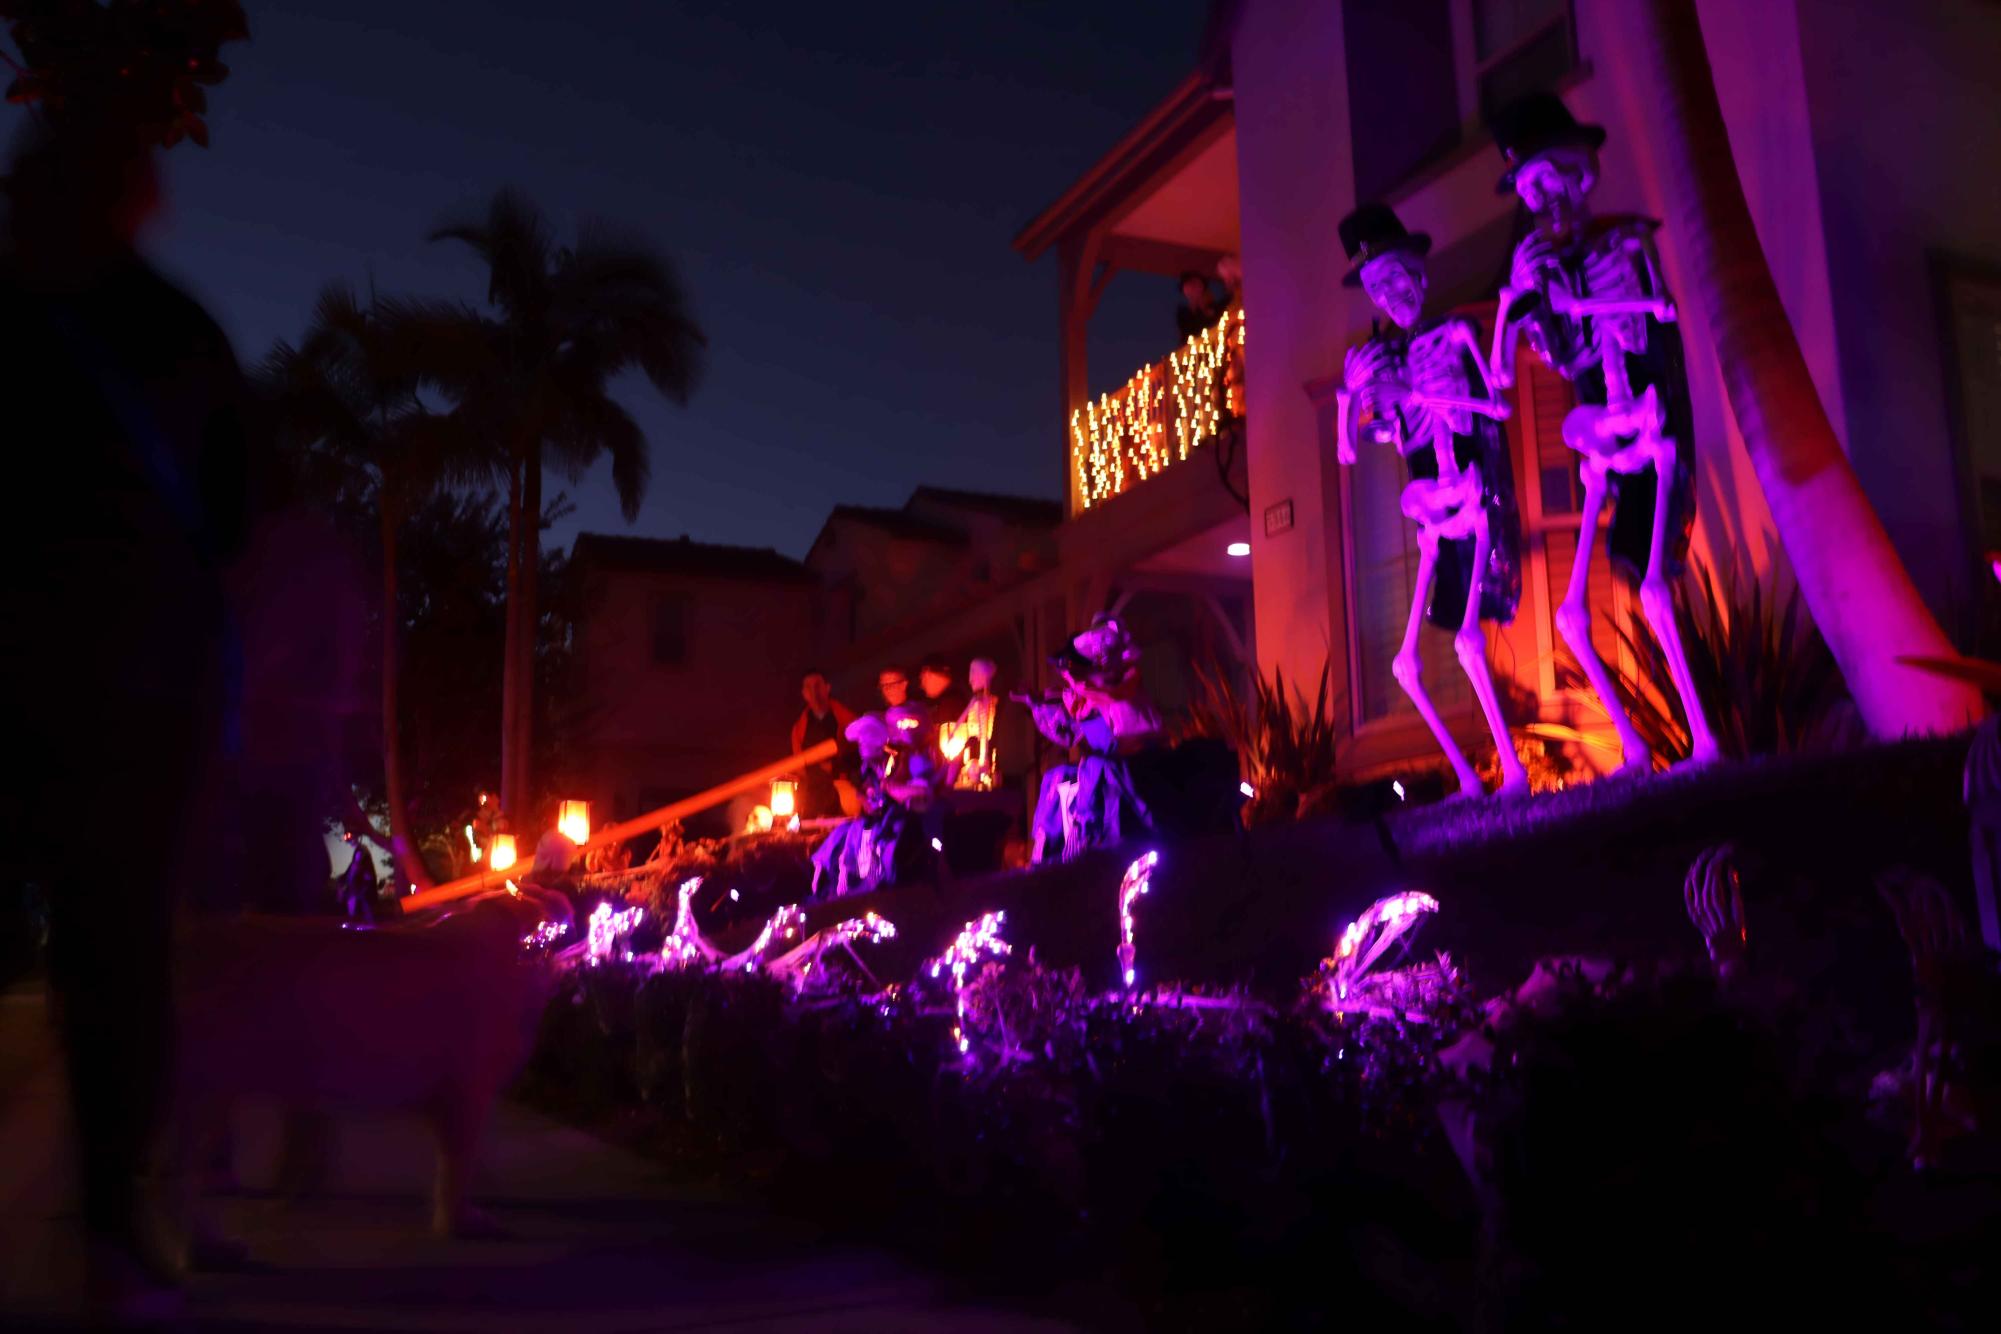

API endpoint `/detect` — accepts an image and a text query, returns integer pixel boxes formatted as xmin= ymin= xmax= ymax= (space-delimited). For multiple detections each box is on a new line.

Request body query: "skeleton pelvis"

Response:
xmin=1562 ymin=385 xmax=1662 ymax=461
xmin=1400 ymin=473 xmax=1480 ymax=531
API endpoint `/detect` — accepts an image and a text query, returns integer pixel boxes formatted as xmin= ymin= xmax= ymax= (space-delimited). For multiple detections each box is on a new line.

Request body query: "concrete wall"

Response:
xmin=1794 ymin=0 xmax=2001 ymax=640
xmin=1231 ymin=0 xmax=1359 ymax=697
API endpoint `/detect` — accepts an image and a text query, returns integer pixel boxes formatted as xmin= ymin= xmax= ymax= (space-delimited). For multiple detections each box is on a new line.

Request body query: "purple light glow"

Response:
xmin=1116 ymin=851 xmax=1159 ymax=992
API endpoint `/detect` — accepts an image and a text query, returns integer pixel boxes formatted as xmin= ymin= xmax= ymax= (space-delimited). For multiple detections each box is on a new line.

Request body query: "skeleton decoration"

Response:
xmin=1875 ymin=867 xmax=1985 ymax=1167
xmin=1334 ymin=202 xmax=1528 ymax=798
xmin=1683 ymin=844 xmax=1748 ymax=983
xmin=1489 ymin=92 xmax=1719 ymax=771
xmin=1318 ymin=889 xmax=1454 ymax=1023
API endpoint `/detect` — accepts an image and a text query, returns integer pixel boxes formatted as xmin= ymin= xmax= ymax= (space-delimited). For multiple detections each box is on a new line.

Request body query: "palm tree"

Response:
xmin=430 ymin=190 xmax=705 ymax=828
xmin=263 ymin=284 xmax=493 ymax=891
xmin=1627 ymin=0 xmax=1984 ymax=737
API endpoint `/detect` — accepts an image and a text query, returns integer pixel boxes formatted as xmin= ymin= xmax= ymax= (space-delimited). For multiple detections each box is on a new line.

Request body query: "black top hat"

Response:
xmin=1489 ymin=91 xmax=1607 ymax=194
xmin=1338 ymin=202 xmax=1432 ymax=288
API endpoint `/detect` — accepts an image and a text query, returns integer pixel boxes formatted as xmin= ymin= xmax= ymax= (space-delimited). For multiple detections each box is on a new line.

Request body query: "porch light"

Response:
xmin=489 ymin=833 xmax=518 ymax=873
xmin=1226 ymin=541 xmax=1250 ymax=557
xmin=557 ymin=800 xmax=590 ymax=845
xmin=769 ymin=780 xmax=796 ymax=820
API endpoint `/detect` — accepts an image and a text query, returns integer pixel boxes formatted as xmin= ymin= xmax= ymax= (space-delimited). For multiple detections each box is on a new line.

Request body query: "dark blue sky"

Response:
xmin=135 ymin=0 xmax=1210 ymax=557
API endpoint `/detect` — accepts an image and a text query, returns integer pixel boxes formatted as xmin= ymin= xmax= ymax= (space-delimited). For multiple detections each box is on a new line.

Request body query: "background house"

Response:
xmin=568 ymin=533 xmax=818 ymax=833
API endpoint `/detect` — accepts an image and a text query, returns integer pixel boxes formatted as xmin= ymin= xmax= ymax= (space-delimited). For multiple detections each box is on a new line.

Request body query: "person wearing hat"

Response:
xmin=1487 ymin=91 xmax=1719 ymax=773
xmin=1333 ymin=201 xmax=1528 ymax=799
xmin=1025 ymin=615 xmax=1159 ymax=862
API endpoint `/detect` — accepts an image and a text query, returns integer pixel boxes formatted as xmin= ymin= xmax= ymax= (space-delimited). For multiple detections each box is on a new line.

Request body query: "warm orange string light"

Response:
xmin=1071 ymin=309 xmax=1245 ymax=511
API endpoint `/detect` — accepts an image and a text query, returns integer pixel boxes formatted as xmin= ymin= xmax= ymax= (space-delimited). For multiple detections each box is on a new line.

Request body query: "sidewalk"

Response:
xmin=0 ymin=983 xmax=1074 ymax=1331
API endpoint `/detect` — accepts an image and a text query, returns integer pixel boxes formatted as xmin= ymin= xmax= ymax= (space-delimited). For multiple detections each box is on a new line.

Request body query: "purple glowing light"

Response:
xmin=585 ymin=901 xmax=646 ymax=966
xmin=1116 ymin=851 xmax=1159 ymax=991
xmin=925 ymin=911 xmax=1010 ymax=1057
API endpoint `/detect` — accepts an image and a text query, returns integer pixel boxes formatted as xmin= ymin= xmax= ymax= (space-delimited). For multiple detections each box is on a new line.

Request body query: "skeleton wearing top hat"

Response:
xmin=1488 ymin=91 xmax=1719 ymax=772
xmin=1334 ymin=202 xmax=1529 ymax=799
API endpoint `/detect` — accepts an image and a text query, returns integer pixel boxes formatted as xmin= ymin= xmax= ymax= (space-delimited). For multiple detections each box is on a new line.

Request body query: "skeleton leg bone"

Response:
xmin=1637 ymin=438 xmax=1721 ymax=767
xmin=1555 ymin=465 xmax=1652 ymax=773
xmin=1455 ymin=508 xmax=1530 ymax=797
xmin=1396 ymin=529 xmax=1485 ymax=798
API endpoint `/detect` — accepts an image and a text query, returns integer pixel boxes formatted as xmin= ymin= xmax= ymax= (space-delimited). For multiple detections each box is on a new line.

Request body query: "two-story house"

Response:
xmin=1015 ymin=0 xmax=2001 ymax=781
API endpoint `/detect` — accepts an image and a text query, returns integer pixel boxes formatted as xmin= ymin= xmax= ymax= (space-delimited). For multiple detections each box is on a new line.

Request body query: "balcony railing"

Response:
xmin=1070 ymin=306 xmax=1245 ymax=513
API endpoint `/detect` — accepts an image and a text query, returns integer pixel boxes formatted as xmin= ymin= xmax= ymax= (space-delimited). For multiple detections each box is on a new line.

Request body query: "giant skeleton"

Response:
xmin=1334 ymin=204 xmax=1529 ymax=798
xmin=1488 ymin=93 xmax=1720 ymax=771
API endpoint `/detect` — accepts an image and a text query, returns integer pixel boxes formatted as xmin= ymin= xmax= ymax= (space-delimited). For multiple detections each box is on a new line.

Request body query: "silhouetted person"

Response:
xmin=790 ymin=670 xmax=856 ymax=819
xmin=1 ymin=119 xmax=252 ymax=1309
xmin=1176 ymin=270 xmax=1224 ymax=340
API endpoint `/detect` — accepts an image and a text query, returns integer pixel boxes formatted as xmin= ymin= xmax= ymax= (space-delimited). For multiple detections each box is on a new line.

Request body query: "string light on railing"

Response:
xmin=1071 ymin=308 xmax=1244 ymax=511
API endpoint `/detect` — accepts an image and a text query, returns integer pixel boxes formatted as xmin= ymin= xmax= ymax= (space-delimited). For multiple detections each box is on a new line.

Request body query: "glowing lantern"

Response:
xmin=557 ymin=800 xmax=590 ymax=845
xmin=488 ymin=833 xmax=518 ymax=872
xmin=769 ymin=780 xmax=796 ymax=820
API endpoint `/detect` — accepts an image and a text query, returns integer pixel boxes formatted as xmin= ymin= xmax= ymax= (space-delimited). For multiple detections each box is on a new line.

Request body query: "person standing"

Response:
xmin=876 ymin=666 xmax=912 ymax=710
xmin=1176 ymin=270 xmax=1225 ymax=340
xmin=2 ymin=106 xmax=253 ymax=1315
xmin=790 ymin=670 xmax=857 ymax=819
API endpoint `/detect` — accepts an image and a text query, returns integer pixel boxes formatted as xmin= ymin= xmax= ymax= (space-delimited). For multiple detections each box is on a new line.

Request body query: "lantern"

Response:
xmin=489 ymin=833 xmax=518 ymax=872
xmin=769 ymin=780 xmax=796 ymax=820
xmin=558 ymin=800 xmax=590 ymax=845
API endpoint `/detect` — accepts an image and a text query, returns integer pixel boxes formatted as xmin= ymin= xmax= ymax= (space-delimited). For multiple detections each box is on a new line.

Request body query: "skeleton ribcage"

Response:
xmin=1581 ymin=238 xmax=1654 ymax=403
xmin=1406 ymin=324 xmax=1474 ymax=441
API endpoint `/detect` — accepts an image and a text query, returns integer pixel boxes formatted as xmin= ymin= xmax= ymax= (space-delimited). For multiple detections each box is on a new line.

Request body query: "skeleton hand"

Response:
xmin=1344 ymin=339 xmax=1390 ymax=392
xmin=1509 ymin=231 xmax=1558 ymax=298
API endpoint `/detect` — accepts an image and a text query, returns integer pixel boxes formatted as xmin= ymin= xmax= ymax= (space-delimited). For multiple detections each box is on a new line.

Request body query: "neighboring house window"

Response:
xmin=651 ymin=592 xmax=689 ymax=667
xmin=1465 ymin=0 xmax=1577 ymax=125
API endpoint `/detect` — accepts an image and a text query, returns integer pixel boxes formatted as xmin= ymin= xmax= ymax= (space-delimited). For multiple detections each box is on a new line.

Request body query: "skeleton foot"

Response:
xmin=1679 ymin=737 xmax=1723 ymax=769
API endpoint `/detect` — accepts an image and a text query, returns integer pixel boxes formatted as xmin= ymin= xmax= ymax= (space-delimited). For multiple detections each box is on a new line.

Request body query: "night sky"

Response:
xmin=137 ymin=0 xmax=1211 ymax=558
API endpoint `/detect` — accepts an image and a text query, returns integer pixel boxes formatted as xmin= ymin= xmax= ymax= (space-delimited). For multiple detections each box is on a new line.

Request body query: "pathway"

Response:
xmin=0 ymin=983 xmax=1076 ymax=1331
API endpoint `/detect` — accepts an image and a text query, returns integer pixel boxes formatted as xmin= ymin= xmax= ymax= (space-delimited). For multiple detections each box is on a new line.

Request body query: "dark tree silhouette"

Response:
xmin=263 ymin=285 xmax=497 ymax=892
xmin=428 ymin=189 xmax=705 ymax=829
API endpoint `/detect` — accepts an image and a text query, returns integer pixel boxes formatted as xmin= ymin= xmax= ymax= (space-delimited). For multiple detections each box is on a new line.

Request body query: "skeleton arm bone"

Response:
xmin=1335 ymin=385 xmax=1358 ymax=464
xmin=1489 ymin=285 xmax=1526 ymax=389
xmin=1451 ymin=319 xmax=1511 ymax=421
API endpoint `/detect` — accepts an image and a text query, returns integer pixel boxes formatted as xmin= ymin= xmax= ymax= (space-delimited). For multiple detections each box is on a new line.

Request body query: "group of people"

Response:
xmin=793 ymin=611 xmax=1177 ymax=896
xmin=799 ymin=656 xmax=1006 ymax=896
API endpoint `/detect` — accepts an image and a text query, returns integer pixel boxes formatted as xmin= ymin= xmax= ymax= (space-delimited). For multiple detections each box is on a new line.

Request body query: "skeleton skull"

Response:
xmin=1511 ymin=146 xmax=1597 ymax=241
xmin=1359 ymin=250 xmax=1427 ymax=331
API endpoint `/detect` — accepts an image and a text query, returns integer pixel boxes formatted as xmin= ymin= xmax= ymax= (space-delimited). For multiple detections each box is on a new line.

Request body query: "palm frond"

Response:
xmin=430 ymin=188 xmax=555 ymax=318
